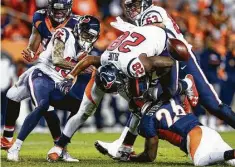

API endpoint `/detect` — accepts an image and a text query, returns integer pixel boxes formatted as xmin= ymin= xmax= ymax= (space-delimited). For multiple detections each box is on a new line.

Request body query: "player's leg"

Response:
xmin=220 ymin=81 xmax=235 ymax=107
xmin=7 ymin=69 xmax=55 ymax=161
xmin=187 ymin=126 xmax=235 ymax=166
xmin=3 ymin=90 xmax=65 ymax=151
xmin=1 ymin=84 xmax=31 ymax=150
xmin=47 ymin=71 xmax=105 ymax=162
xmin=43 ymin=110 xmax=62 ymax=141
xmin=94 ymin=75 xmax=198 ymax=159
xmin=50 ymin=93 xmax=81 ymax=120
xmin=95 ymin=113 xmax=139 ymax=159
xmin=49 ymin=94 xmax=82 ymax=162
xmin=2 ymin=84 xmax=61 ymax=151
xmin=180 ymin=50 xmax=235 ymax=128
xmin=1 ymin=66 xmax=37 ymax=149
xmin=45 ymin=97 xmax=80 ymax=146
xmin=1 ymin=98 xmax=20 ymax=150
xmin=47 ymin=93 xmax=81 ymax=142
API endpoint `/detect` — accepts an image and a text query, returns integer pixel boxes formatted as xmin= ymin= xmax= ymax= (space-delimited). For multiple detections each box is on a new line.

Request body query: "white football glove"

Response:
xmin=110 ymin=16 xmax=136 ymax=32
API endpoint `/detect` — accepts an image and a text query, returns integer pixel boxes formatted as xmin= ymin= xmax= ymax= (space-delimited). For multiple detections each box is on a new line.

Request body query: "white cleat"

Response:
xmin=116 ymin=144 xmax=133 ymax=161
xmin=226 ymin=159 xmax=235 ymax=166
xmin=94 ymin=139 xmax=122 ymax=159
xmin=185 ymin=74 xmax=199 ymax=107
xmin=7 ymin=146 xmax=20 ymax=162
xmin=60 ymin=149 xmax=79 ymax=162
xmin=47 ymin=146 xmax=63 ymax=162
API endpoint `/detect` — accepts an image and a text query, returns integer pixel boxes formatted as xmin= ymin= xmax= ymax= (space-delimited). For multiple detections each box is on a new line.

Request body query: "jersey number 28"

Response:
xmin=107 ymin=31 xmax=146 ymax=53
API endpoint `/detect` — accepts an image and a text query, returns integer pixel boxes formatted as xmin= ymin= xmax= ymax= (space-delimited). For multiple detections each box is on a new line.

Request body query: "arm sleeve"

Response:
xmin=53 ymin=28 xmax=70 ymax=44
xmin=53 ymin=28 xmax=74 ymax=60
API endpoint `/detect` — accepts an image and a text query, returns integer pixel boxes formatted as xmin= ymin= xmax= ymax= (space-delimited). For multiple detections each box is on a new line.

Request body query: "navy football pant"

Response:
xmin=18 ymin=69 xmax=56 ymax=141
xmin=220 ymin=81 xmax=235 ymax=107
xmin=179 ymin=50 xmax=235 ymax=128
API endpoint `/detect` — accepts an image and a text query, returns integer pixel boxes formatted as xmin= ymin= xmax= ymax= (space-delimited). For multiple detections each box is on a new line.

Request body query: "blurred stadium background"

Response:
xmin=1 ymin=0 xmax=235 ymax=134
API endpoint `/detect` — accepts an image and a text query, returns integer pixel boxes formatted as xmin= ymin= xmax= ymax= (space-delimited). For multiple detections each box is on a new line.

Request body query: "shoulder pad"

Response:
xmin=54 ymin=28 xmax=71 ymax=43
xmin=141 ymin=9 xmax=164 ymax=26
xmin=140 ymin=6 xmax=167 ymax=26
xmin=71 ymin=14 xmax=82 ymax=20
xmin=33 ymin=9 xmax=47 ymax=28
xmin=65 ymin=15 xmax=80 ymax=29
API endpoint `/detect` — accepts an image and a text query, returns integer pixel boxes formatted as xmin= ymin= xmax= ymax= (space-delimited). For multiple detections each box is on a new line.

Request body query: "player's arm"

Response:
xmin=130 ymin=136 xmax=159 ymax=162
xmin=22 ymin=27 xmax=42 ymax=62
xmin=153 ymin=23 xmax=166 ymax=29
xmin=139 ymin=52 xmax=180 ymax=98
xmin=28 ymin=27 xmax=42 ymax=52
xmin=51 ymin=38 xmax=76 ymax=70
xmin=125 ymin=53 xmax=174 ymax=78
xmin=139 ymin=53 xmax=174 ymax=73
xmin=69 ymin=56 xmax=101 ymax=78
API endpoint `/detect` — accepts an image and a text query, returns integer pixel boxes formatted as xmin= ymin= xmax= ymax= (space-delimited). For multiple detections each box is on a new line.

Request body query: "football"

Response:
xmin=167 ymin=38 xmax=190 ymax=61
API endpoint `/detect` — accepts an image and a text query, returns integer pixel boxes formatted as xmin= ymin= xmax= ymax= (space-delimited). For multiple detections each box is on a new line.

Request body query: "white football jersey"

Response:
xmin=139 ymin=5 xmax=192 ymax=49
xmin=36 ymin=27 xmax=80 ymax=83
xmin=101 ymin=25 xmax=167 ymax=78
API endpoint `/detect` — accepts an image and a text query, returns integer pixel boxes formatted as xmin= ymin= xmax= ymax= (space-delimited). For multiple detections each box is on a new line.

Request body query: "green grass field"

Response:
xmin=1 ymin=132 xmax=235 ymax=167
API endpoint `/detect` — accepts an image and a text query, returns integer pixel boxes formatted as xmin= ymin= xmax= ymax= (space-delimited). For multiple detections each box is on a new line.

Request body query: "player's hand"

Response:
xmin=56 ymin=78 xmax=73 ymax=95
xmin=22 ymin=48 xmax=40 ymax=63
xmin=217 ymin=68 xmax=227 ymax=81
xmin=110 ymin=16 xmax=136 ymax=32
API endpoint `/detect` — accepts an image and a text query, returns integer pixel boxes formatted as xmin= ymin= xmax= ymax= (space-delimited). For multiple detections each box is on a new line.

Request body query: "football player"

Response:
xmin=6 ymin=15 xmax=100 ymax=162
xmin=1 ymin=0 xmax=79 ymax=152
xmin=94 ymin=0 xmax=235 ymax=159
xmin=128 ymin=94 xmax=235 ymax=166
xmin=46 ymin=17 xmax=198 ymax=161
xmin=123 ymin=0 xmax=235 ymax=126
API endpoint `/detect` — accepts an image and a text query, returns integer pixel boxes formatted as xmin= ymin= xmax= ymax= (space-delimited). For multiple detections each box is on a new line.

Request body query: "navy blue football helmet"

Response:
xmin=95 ymin=64 xmax=124 ymax=93
xmin=74 ymin=15 xmax=100 ymax=52
xmin=48 ymin=0 xmax=73 ymax=23
xmin=123 ymin=0 xmax=152 ymax=22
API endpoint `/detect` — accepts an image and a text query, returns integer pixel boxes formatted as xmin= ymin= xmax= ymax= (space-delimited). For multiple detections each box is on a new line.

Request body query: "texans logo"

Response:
xmin=82 ymin=18 xmax=90 ymax=23
xmin=104 ymin=81 xmax=113 ymax=89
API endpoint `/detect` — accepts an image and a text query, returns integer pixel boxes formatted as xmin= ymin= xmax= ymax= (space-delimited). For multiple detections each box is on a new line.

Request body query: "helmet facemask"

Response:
xmin=124 ymin=0 xmax=142 ymax=21
xmin=74 ymin=16 xmax=100 ymax=53
xmin=124 ymin=0 xmax=152 ymax=26
xmin=48 ymin=1 xmax=72 ymax=23
xmin=78 ymin=28 xmax=99 ymax=53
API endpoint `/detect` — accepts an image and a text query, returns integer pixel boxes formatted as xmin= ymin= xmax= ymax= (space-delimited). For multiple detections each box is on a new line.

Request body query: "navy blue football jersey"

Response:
xmin=32 ymin=9 xmax=80 ymax=49
xmin=138 ymin=95 xmax=201 ymax=139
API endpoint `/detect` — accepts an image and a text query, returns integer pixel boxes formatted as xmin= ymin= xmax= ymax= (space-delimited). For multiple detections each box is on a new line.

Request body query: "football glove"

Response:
xmin=56 ymin=78 xmax=73 ymax=95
